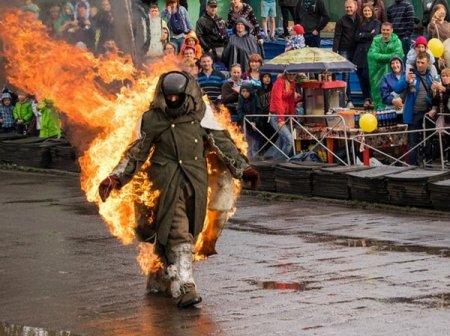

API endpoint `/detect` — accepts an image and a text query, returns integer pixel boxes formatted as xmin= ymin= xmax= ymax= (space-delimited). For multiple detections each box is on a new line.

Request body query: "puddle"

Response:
xmin=362 ymin=293 xmax=450 ymax=309
xmin=0 ymin=321 xmax=78 ymax=336
xmin=245 ymin=279 xmax=318 ymax=291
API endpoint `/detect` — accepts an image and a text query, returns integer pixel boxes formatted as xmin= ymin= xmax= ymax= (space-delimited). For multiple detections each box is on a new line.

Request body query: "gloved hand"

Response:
xmin=98 ymin=174 xmax=121 ymax=202
xmin=242 ymin=166 xmax=259 ymax=189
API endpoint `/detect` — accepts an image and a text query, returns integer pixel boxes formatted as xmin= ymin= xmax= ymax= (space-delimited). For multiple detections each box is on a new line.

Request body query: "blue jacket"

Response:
xmin=394 ymin=69 xmax=433 ymax=125
xmin=380 ymin=56 xmax=404 ymax=106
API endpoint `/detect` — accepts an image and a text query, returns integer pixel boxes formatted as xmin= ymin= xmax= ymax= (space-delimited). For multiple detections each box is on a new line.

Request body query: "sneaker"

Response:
xmin=346 ymin=101 xmax=354 ymax=109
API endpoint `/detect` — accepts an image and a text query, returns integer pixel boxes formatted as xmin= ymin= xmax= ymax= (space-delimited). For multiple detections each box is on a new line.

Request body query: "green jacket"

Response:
xmin=13 ymin=100 xmax=34 ymax=124
xmin=368 ymin=33 xmax=404 ymax=109
xmin=39 ymin=106 xmax=61 ymax=138
xmin=115 ymin=73 xmax=249 ymax=246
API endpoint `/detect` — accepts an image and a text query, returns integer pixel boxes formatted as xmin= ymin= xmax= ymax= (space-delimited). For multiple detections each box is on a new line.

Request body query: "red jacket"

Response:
xmin=269 ymin=76 xmax=296 ymax=124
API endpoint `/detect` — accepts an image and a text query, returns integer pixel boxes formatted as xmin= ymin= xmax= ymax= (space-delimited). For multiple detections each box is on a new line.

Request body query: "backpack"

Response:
xmin=169 ymin=10 xmax=186 ymax=35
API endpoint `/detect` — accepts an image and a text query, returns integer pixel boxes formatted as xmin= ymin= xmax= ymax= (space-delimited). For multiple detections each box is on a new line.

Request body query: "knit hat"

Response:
xmin=293 ymin=24 xmax=304 ymax=35
xmin=415 ymin=36 xmax=428 ymax=47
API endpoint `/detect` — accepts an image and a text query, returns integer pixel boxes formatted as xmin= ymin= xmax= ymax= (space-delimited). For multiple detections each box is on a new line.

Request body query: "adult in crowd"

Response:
xmin=294 ymin=0 xmax=330 ymax=47
xmin=257 ymin=73 xmax=276 ymax=154
xmin=367 ymin=21 xmax=404 ymax=109
xmin=423 ymin=0 xmax=450 ymax=29
xmin=98 ymin=70 xmax=257 ymax=308
xmin=227 ymin=0 xmax=263 ymax=44
xmin=387 ymin=0 xmax=415 ymax=56
xmin=163 ymin=41 xmax=177 ymax=55
xmin=261 ymin=0 xmax=277 ymax=41
xmin=380 ymin=56 xmax=405 ymax=111
xmin=356 ymin=0 xmax=386 ymax=23
xmin=354 ymin=3 xmax=381 ymax=109
xmin=197 ymin=53 xmax=226 ymax=106
xmin=333 ymin=0 xmax=361 ymax=108
xmin=161 ymin=0 xmax=193 ymax=52
xmin=394 ymin=52 xmax=434 ymax=165
xmin=64 ymin=2 xmax=96 ymax=51
xmin=181 ymin=46 xmax=199 ymax=77
xmin=427 ymin=4 xmax=450 ymax=41
xmin=279 ymin=0 xmax=298 ymax=39
xmin=196 ymin=0 xmax=228 ymax=62
xmin=269 ymin=72 xmax=297 ymax=160
xmin=241 ymin=53 xmax=263 ymax=88
xmin=221 ymin=63 xmax=243 ymax=122
xmin=95 ymin=0 xmax=115 ymax=55
xmin=221 ymin=18 xmax=261 ymax=73
xmin=144 ymin=5 xmax=168 ymax=57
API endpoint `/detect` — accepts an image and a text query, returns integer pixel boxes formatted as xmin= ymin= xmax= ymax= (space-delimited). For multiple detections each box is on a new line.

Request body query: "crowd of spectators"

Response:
xmin=3 ymin=0 xmax=450 ymax=164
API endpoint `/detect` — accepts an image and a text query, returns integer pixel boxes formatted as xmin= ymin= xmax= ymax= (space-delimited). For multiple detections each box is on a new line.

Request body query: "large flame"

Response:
xmin=0 ymin=9 xmax=248 ymax=275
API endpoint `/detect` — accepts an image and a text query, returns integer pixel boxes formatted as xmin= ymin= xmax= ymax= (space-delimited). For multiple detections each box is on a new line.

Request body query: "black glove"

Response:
xmin=98 ymin=175 xmax=121 ymax=202
xmin=242 ymin=166 xmax=259 ymax=189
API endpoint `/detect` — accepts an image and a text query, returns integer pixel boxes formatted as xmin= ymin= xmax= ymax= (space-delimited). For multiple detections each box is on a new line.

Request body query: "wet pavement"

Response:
xmin=0 ymin=169 xmax=450 ymax=336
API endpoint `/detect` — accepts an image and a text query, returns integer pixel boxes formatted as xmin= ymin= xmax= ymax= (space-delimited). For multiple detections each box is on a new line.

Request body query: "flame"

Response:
xmin=0 ymin=9 xmax=248 ymax=275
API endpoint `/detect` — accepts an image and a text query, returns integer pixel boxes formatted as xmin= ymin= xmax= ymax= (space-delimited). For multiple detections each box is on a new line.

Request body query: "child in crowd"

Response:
xmin=405 ymin=36 xmax=438 ymax=76
xmin=0 ymin=93 xmax=15 ymax=133
xmin=38 ymin=99 xmax=61 ymax=139
xmin=285 ymin=24 xmax=306 ymax=51
xmin=21 ymin=0 xmax=40 ymax=19
xmin=181 ymin=46 xmax=199 ymax=76
xmin=178 ymin=31 xmax=202 ymax=60
xmin=13 ymin=92 xmax=33 ymax=135
xmin=237 ymin=82 xmax=262 ymax=159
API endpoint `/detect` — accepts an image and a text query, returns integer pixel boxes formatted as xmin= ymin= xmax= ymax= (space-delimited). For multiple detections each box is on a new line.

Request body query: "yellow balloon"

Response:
xmin=359 ymin=113 xmax=378 ymax=133
xmin=428 ymin=38 xmax=444 ymax=58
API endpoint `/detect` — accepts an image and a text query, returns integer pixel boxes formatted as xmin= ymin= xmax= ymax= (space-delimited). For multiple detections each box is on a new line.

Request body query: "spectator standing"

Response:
xmin=161 ymin=0 xmax=193 ymax=53
xmin=380 ymin=56 xmax=405 ymax=111
xmin=145 ymin=4 xmax=168 ymax=57
xmin=237 ymin=82 xmax=263 ymax=159
xmin=353 ymin=3 xmax=381 ymax=108
xmin=285 ymin=24 xmax=306 ymax=51
xmin=294 ymin=0 xmax=330 ymax=47
xmin=423 ymin=0 xmax=450 ymax=29
xmin=222 ymin=18 xmax=261 ymax=73
xmin=367 ymin=22 xmax=404 ymax=109
xmin=21 ymin=0 xmax=40 ymax=19
xmin=95 ymin=0 xmax=115 ymax=55
xmin=55 ymin=2 xmax=75 ymax=36
xmin=38 ymin=99 xmax=61 ymax=139
xmin=387 ymin=0 xmax=415 ymax=56
xmin=197 ymin=53 xmax=226 ymax=106
xmin=0 ymin=93 xmax=15 ymax=133
xmin=196 ymin=0 xmax=228 ymax=62
xmin=394 ymin=51 xmax=434 ymax=165
xmin=269 ymin=72 xmax=297 ymax=160
xmin=45 ymin=5 xmax=62 ymax=37
xmin=427 ymin=4 xmax=450 ymax=41
xmin=227 ymin=0 xmax=263 ymax=44
xmin=13 ymin=92 xmax=33 ymax=135
xmin=221 ymin=63 xmax=243 ymax=121
xmin=279 ymin=0 xmax=298 ymax=39
xmin=257 ymin=73 xmax=276 ymax=152
xmin=356 ymin=0 xmax=386 ymax=22
xmin=241 ymin=53 xmax=263 ymax=88
xmin=64 ymin=2 xmax=96 ymax=51
xmin=333 ymin=0 xmax=361 ymax=108
xmin=261 ymin=0 xmax=277 ymax=41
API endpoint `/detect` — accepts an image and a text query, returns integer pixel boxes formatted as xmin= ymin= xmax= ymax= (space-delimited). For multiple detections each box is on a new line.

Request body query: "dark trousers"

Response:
xmin=338 ymin=50 xmax=354 ymax=102
xmin=356 ymin=67 xmax=371 ymax=100
xmin=304 ymin=33 xmax=321 ymax=47
xmin=280 ymin=6 xmax=296 ymax=35
xmin=407 ymin=112 xmax=426 ymax=165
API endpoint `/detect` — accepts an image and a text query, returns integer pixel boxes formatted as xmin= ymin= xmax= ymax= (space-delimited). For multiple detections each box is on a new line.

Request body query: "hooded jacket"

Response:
xmin=237 ymin=82 xmax=261 ymax=126
xmin=368 ymin=32 xmax=404 ymax=109
xmin=112 ymin=72 xmax=249 ymax=245
xmin=221 ymin=18 xmax=260 ymax=73
xmin=178 ymin=31 xmax=202 ymax=59
xmin=380 ymin=56 xmax=404 ymax=107
xmin=0 ymin=93 xmax=15 ymax=128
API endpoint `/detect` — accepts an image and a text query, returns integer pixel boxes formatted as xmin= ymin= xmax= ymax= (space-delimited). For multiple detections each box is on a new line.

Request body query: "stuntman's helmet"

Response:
xmin=161 ymin=71 xmax=189 ymax=108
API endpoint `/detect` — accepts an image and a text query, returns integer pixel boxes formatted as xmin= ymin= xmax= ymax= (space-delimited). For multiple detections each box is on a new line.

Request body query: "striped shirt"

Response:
xmin=387 ymin=0 xmax=415 ymax=38
xmin=197 ymin=70 xmax=226 ymax=104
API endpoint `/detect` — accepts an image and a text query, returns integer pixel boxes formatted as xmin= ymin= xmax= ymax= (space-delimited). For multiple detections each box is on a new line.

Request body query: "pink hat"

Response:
xmin=415 ymin=36 xmax=428 ymax=47
xmin=293 ymin=24 xmax=304 ymax=35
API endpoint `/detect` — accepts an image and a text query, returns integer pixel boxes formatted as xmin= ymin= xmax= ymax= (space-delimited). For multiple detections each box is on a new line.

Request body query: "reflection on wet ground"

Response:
xmin=0 ymin=321 xmax=78 ymax=336
xmin=361 ymin=292 xmax=450 ymax=309
xmin=228 ymin=220 xmax=450 ymax=258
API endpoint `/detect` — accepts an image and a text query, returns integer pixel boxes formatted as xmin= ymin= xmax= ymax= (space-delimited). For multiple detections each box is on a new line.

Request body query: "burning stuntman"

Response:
xmin=98 ymin=71 xmax=258 ymax=308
